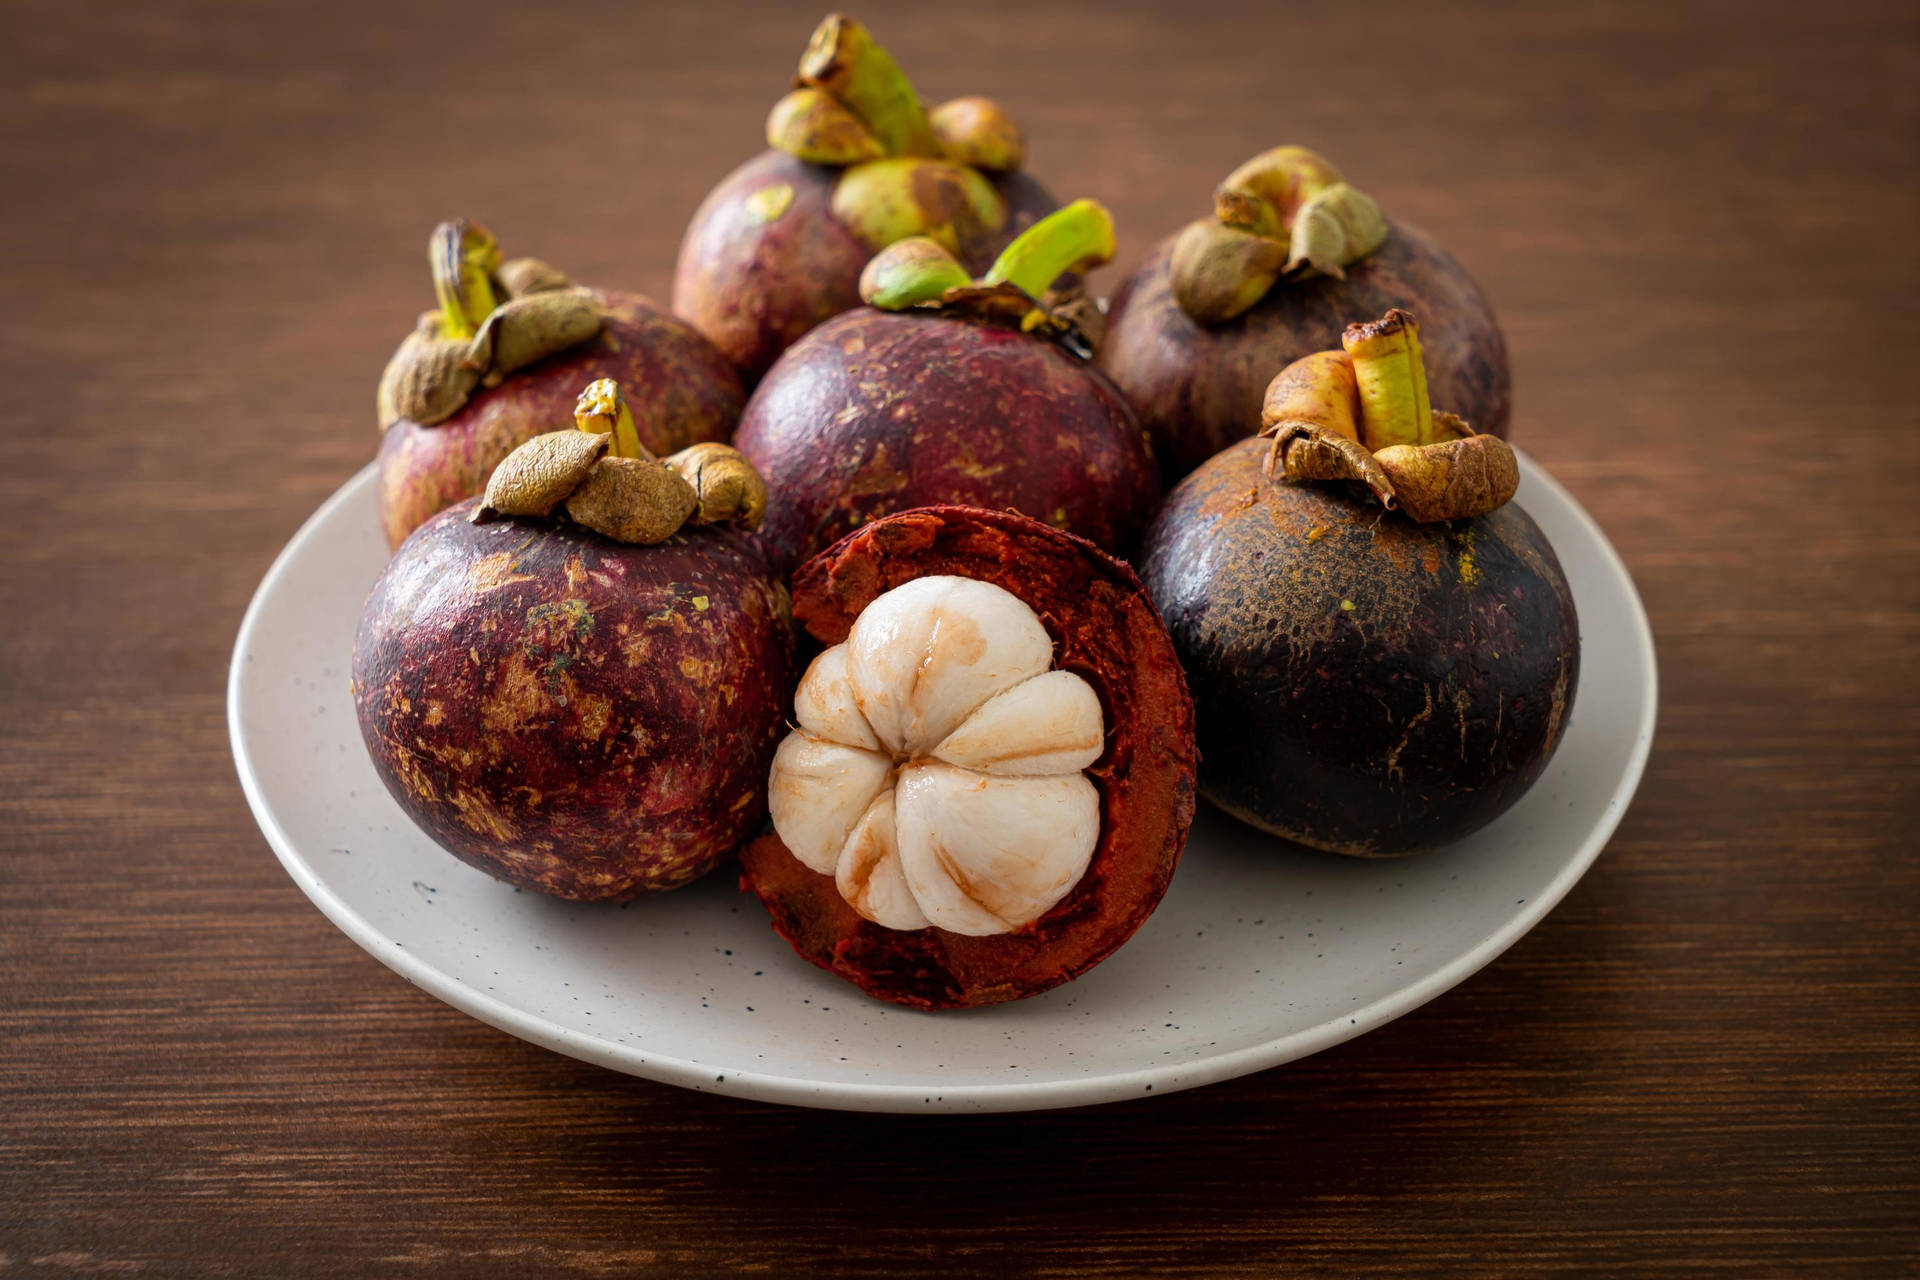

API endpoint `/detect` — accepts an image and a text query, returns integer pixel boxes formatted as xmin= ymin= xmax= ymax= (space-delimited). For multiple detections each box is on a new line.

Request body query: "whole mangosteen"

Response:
xmin=733 ymin=199 xmax=1160 ymax=576
xmin=376 ymin=220 xmax=744 ymax=549
xmin=739 ymin=504 xmax=1197 ymax=1009
xmin=1138 ymin=310 xmax=1576 ymax=856
xmin=673 ymin=12 xmax=1057 ymax=383
xmin=1100 ymin=145 xmax=1510 ymax=481
xmin=353 ymin=380 xmax=793 ymax=900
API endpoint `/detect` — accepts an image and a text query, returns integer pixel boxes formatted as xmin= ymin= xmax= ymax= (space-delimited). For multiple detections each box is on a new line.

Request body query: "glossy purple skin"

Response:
xmin=733 ymin=309 xmax=1161 ymax=577
xmin=1139 ymin=438 xmax=1578 ymax=857
xmin=672 ymin=150 xmax=1058 ymax=384
xmin=1100 ymin=221 xmax=1511 ymax=482
xmin=377 ymin=291 xmax=744 ymax=550
xmin=352 ymin=501 xmax=795 ymax=901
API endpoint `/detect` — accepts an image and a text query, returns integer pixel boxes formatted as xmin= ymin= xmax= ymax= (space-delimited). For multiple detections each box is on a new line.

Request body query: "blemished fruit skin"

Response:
xmin=377 ymin=291 xmax=745 ymax=550
xmin=1139 ymin=438 xmax=1578 ymax=857
xmin=672 ymin=150 xmax=1059 ymax=385
xmin=352 ymin=500 xmax=794 ymax=901
xmin=1099 ymin=222 xmax=1510 ymax=482
xmin=739 ymin=505 xmax=1198 ymax=1011
xmin=734 ymin=309 xmax=1160 ymax=577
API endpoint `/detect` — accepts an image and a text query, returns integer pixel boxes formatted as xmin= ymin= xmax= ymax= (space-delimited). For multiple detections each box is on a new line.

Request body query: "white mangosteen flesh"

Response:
xmin=767 ymin=575 xmax=1105 ymax=935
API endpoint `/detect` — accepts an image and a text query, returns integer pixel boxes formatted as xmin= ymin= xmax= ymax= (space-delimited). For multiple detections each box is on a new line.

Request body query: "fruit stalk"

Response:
xmin=431 ymin=220 xmax=500 ymax=339
xmin=797 ymin=14 xmax=940 ymax=158
xmin=574 ymin=378 xmax=649 ymax=460
xmin=1343 ymin=309 xmax=1433 ymax=450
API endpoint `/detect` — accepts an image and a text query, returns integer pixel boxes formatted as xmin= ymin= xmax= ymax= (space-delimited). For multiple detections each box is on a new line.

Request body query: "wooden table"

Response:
xmin=5 ymin=0 xmax=1914 ymax=1273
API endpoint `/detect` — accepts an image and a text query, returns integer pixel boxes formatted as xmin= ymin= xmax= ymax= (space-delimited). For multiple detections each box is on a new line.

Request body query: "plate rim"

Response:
xmin=229 ymin=453 xmax=1658 ymax=1114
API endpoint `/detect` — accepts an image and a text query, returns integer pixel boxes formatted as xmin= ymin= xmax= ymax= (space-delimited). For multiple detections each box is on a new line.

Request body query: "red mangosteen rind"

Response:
xmin=1102 ymin=221 xmax=1510 ymax=483
xmin=353 ymin=499 xmax=795 ymax=901
xmin=734 ymin=309 xmax=1159 ymax=577
xmin=734 ymin=198 xmax=1157 ymax=577
xmin=378 ymin=290 xmax=745 ymax=549
xmin=671 ymin=13 xmax=1059 ymax=384
xmin=1139 ymin=438 xmax=1577 ymax=856
xmin=673 ymin=153 xmax=1058 ymax=385
xmin=739 ymin=505 xmax=1198 ymax=1010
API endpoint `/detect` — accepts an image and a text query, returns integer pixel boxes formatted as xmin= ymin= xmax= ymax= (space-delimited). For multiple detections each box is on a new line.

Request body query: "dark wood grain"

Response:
xmin=3 ymin=0 xmax=1916 ymax=1274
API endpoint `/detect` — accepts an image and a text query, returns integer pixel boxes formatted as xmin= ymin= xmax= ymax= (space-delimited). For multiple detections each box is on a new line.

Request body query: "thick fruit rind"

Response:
xmin=735 ymin=310 xmax=1160 ymax=577
xmin=1100 ymin=222 xmax=1510 ymax=481
xmin=377 ymin=291 xmax=745 ymax=549
xmin=353 ymin=501 xmax=794 ymax=900
xmin=1140 ymin=438 xmax=1578 ymax=856
xmin=672 ymin=150 xmax=1058 ymax=384
xmin=739 ymin=505 xmax=1197 ymax=1010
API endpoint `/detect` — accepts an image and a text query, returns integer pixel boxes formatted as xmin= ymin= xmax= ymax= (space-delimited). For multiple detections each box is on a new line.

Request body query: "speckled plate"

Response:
xmin=229 ymin=455 xmax=1655 ymax=1114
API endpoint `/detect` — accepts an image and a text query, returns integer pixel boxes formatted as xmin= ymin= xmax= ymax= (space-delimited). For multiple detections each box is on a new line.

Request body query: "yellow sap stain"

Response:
xmin=746 ymin=183 xmax=794 ymax=223
xmin=469 ymin=551 xmax=535 ymax=593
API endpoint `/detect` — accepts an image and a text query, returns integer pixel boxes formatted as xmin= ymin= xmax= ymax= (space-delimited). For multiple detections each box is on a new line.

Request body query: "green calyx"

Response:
xmin=829 ymin=156 xmax=1005 ymax=254
xmin=1171 ymin=146 xmax=1390 ymax=326
xmin=764 ymin=14 xmax=1027 ymax=255
xmin=767 ymin=14 xmax=1026 ymax=174
xmin=858 ymin=200 xmax=1114 ymax=354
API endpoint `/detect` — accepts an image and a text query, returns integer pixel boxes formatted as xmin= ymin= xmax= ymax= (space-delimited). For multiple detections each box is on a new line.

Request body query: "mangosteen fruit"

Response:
xmin=672 ymin=13 xmax=1057 ymax=383
xmin=1100 ymin=145 xmax=1510 ymax=481
xmin=353 ymin=379 xmax=792 ymax=900
xmin=739 ymin=505 xmax=1198 ymax=1010
xmin=376 ymin=219 xmax=744 ymax=549
xmin=733 ymin=199 xmax=1160 ymax=576
xmin=1138 ymin=310 xmax=1576 ymax=856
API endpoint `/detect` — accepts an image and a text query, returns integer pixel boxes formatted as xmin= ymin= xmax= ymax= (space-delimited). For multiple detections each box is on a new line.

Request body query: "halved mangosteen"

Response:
xmin=739 ymin=505 xmax=1197 ymax=1010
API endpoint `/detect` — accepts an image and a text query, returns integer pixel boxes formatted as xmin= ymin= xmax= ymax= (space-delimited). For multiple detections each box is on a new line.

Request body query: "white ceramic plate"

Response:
xmin=230 ymin=454 xmax=1655 ymax=1114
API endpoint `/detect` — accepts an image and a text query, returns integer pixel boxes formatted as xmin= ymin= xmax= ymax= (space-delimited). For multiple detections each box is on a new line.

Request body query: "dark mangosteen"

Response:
xmin=1100 ymin=145 xmax=1510 ymax=481
xmin=733 ymin=199 xmax=1160 ymax=576
xmin=672 ymin=13 xmax=1057 ymax=383
xmin=1138 ymin=310 xmax=1576 ymax=856
xmin=376 ymin=220 xmax=744 ymax=549
xmin=353 ymin=380 xmax=792 ymax=900
xmin=739 ymin=504 xmax=1197 ymax=1009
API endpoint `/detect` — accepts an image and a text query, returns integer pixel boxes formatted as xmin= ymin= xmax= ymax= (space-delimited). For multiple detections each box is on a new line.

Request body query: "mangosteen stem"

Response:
xmin=431 ymin=220 xmax=501 ymax=340
xmin=983 ymin=200 xmax=1117 ymax=301
xmin=798 ymin=14 xmax=940 ymax=159
xmin=574 ymin=379 xmax=650 ymax=460
xmin=1343 ymin=310 xmax=1433 ymax=450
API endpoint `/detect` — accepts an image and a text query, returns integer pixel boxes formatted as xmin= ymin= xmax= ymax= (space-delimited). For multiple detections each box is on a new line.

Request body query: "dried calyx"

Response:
xmin=1261 ymin=309 xmax=1518 ymax=523
xmin=856 ymin=199 xmax=1116 ymax=357
xmin=768 ymin=576 xmax=1105 ymax=935
xmin=375 ymin=220 xmax=605 ymax=429
xmin=472 ymin=379 xmax=767 ymax=544
xmin=764 ymin=14 xmax=1022 ymax=254
xmin=1170 ymin=146 xmax=1389 ymax=325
